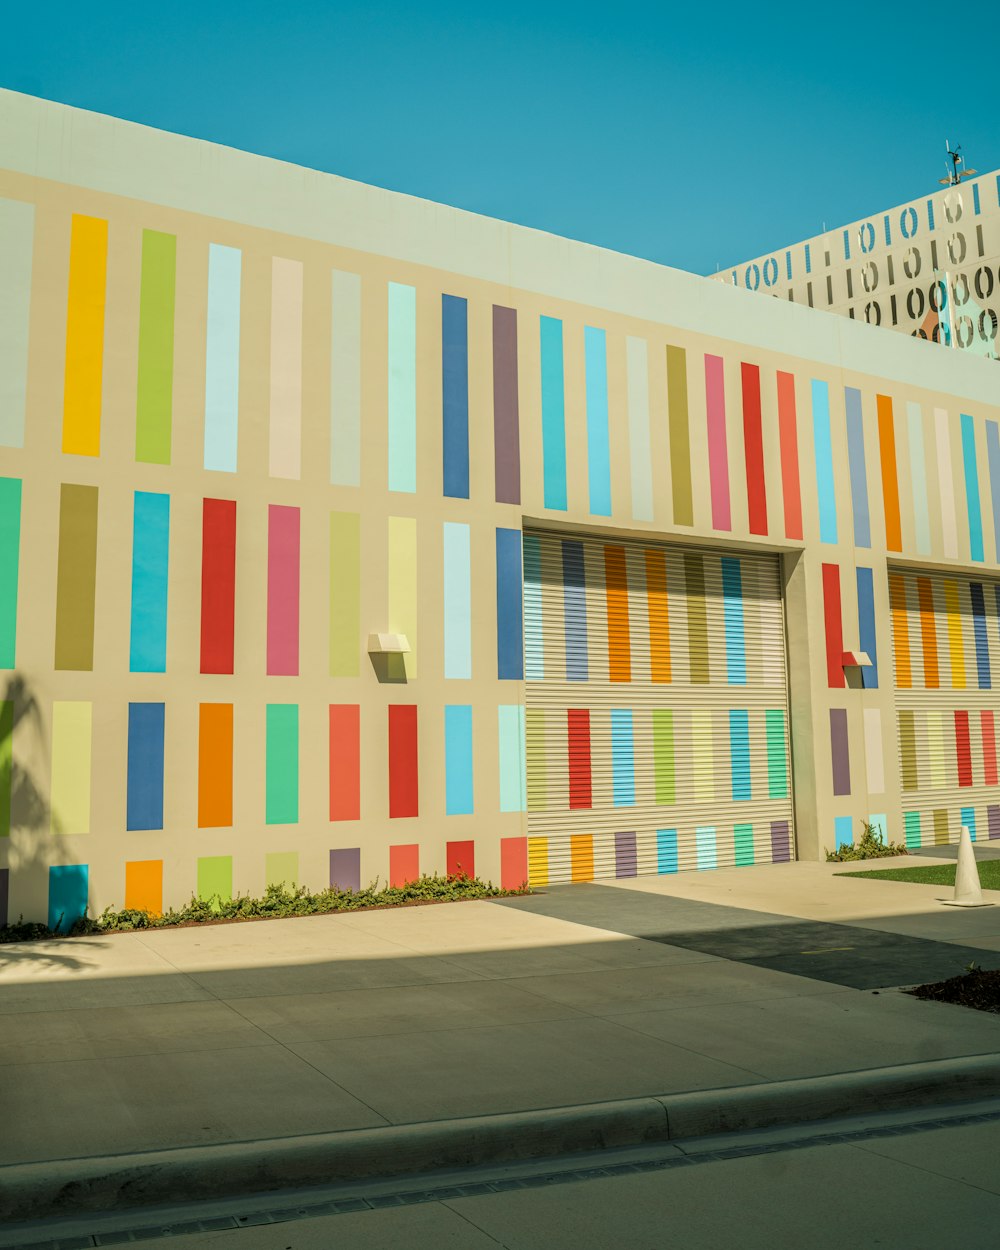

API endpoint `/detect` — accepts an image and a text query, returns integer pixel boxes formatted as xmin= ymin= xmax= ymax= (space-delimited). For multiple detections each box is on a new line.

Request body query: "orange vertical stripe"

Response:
xmin=916 ymin=577 xmax=940 ymax=688
xmin=63 ymin=214 xmax=108 ymax=456
xmin=644 ymin=549 xmax=671 ymax=683
xmin=125 ymin=860 xmax=163 ymax=916
xmin=604 ymin=545 xmax=631 ymax=682
xmin=570 ymin=833 xmax=594 ymax=882
xmin=888 ymin=573 xmax=912 ymax=689
xmin=877 ymin=394 xmax=902 ymax=552
xmin=198 ymin=703 xmax=234 ymax=826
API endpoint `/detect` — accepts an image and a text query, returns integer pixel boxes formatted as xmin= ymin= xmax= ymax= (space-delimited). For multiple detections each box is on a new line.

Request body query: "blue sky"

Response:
xmin=3 ymin=2 xmax=995 ymax=274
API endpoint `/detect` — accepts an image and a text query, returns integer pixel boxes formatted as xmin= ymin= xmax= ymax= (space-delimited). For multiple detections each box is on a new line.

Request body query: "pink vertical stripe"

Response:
xmin=267 ymin=504 xmax=300 ymax=675
xmin=705 ymin=354 xmax=731 ymax=531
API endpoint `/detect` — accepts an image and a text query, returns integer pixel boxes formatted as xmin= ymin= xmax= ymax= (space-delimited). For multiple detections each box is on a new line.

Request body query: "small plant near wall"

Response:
xmin=826 ymin=820 xmax=908 ymax=862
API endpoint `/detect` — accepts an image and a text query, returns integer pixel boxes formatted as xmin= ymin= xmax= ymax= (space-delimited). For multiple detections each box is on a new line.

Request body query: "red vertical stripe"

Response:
xmin=741 ymin=363 xmax=768 ymax=536
xmin=329 ymin=704 xmax=360 ymax=820
xmin=388 ymin=704 xmax=419 ymax=817
xmin=982 ymin=710 xmax=998 ymax=786
xmin=446 ymin=840 xmax=475 ymax=879
xmin=200 ymin=499 xmax=236 ymax=674
xmin=267 ymin=504 xmax=300 ymax=675
xmin=956 ymin=711 xmax=973 ymax=787
xmin=776 ymin=371 xmax=803 ymax=541
xmin=389 ymin=843 xmax=419 ymax=886
xmin=500 ymin=836 xmax=528 ymax=890
xmin=822 ymin=563 xmax=845 ymax=689
xmin=567 ymin=709 xmax=592 ymax=809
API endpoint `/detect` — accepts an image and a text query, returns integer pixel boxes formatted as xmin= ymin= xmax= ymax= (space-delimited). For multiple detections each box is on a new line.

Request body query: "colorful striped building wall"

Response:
xmin=1 ymin=89 xmax=1000 ymax=925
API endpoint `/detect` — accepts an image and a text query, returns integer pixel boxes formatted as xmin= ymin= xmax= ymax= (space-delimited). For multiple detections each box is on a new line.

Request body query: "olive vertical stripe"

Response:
xmin=54 ymin=484 xmax=99 ymax=670
xmin=666 ymin=345 xmax=692 ymax=526
xmin=683 ymin=553 xmax=709 ymax=684
xmin=898 ymin=710 xmax=918 ymax=790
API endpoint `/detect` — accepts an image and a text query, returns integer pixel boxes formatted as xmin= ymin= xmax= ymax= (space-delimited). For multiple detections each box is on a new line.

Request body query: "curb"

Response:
xmin=4 ymin=1052 xmax=1000 ymax=1224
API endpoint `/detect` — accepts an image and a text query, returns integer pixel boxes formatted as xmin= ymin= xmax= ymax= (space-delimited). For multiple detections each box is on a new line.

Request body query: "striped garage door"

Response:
xmin=523 ymin=530 xmax=794 ymax=886
xmin=889 ymin=566 xmax=1000 ymax=848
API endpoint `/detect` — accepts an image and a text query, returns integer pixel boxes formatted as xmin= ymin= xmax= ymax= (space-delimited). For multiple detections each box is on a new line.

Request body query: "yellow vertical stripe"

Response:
xmin=943 ymin=581 xmax=967 ymax=689
xmin=528 ymin=836 xmax=549 ymax=887
xmin=926 ymin=712 xmax=946 ymax=788
xmin=692 ymin=709 xmax=713 ymax=801
xmin=526 ymin=709 xmax=547 ymax=811
xmin=888 ymin=573 xmax=911 ymax=689
xmin=571 ymin=833 xmax=594 ymax=881
xmin=63 ymin=215 xmax=108 ymax=456
xmin=387 ymin=516 xmax=417 ymax=677
xmin=50 ymin=701 xmax=92 ymax=834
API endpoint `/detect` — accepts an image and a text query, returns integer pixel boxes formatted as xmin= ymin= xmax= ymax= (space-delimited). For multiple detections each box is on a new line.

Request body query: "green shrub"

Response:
xmin=826 ymin=820 xmax=908 ymax=862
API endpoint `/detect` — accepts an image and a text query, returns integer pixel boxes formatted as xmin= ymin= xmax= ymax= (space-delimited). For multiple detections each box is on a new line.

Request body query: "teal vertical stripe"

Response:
xmin=498 ymin=704 xmax=526 ymax=812
xmin=443 ymin=522 xmax=471 ymax=679
xmin=0 ymin=478 xmax=21 ymax=668
xmin=540 ymin=316 xmax=567 ymax=510
xmin=734 ymin=823 xmax=755 ymax=866
xmin=907 ymin=403 xmax=931 ymax=555
xmin=611 ymin=709 xmax=634 ymax=806
xmin=584 ymin=326 xmax=611 ymax=516
xmin=657 ymin=829 xmax=678 ymax=873
xmin=721 ymin=557 xmax=746 ymax=684
xmin=729 ymin=710 xmax=751 ymax=801
xmin=986 ymin=421 xmax=1000 ymax=561
xmin=387 ymin=282 xmax=416 ymax=492
xmin=961 ymin=413 xmax=984 ymax=561
xmin=904 ymin=810 xmax=922 ymax=849
xmin=204 ymin=243 xmax=241 ymax=473
xmin=812 ymin=379 xmax=838 ymax=543
xmin=445 ymin=705 xmax=474 ymax=815
xmin=765 ymin=710 xmax=788 ymax=798
xmin=696 ymin=826 xmax=717 ymax=870
xmin=0 ymin=198 xmax=34 ymax=448
xmin=129 ymin=491 xmax=169 ymax=673
xmin=961 ymin=806 xmax=977 ymax=842
xmin=48 ymin=864 xmax=88 ymax=933
xmin=266 ymin=704 xmax=299 ymax=824
xmin=835 ymin=815 xmax=853 ymax=849
xmin=523 ymin=533 xmax=544 ymax=680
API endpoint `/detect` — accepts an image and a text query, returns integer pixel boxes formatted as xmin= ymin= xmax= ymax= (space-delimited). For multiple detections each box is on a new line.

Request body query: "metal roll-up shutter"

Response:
xmin=889 ymin=565 xmax=1000 ymax=847
xmin=523 ymin=529 xmax=794 ymax=886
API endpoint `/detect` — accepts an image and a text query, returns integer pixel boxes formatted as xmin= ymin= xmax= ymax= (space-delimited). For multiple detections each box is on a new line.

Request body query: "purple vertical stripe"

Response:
xmin=493 ymin=306 xmax=521 ymax=504
xmin=614 ymin=831 xmax=638 ymax=878
xmin=770 ymin=820 xmax=791 ymax=863
xmin=0 ymin=866 xmax=8 ymax=927
xmin=705 ymin=354 xmax=731 ymax=531
xmin=830 ymin=708 xmax=851 ymax=796
xmin=989 ymin=805 xmax=1000 ymax=840
xmin=329 ymin=847 xmax=361 ymax=892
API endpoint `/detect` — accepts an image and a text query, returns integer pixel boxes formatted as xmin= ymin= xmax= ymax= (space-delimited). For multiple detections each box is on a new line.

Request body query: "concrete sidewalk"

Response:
xmin=3 ymin=863 xmax=1000 ymax=1222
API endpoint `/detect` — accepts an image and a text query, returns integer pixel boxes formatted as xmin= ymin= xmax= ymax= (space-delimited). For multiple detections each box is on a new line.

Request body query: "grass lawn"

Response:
xmin=838 ymin=859 xmax=1000 ymax=888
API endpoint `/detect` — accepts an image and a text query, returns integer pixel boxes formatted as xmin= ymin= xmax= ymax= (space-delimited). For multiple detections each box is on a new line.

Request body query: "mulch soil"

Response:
xmin=909 ymin=968 xmax=1000 ymax=1014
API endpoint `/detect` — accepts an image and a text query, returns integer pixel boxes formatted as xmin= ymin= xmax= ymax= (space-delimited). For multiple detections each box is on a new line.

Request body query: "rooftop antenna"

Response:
xmin=939 ymin=140 xmax=978 ymax=186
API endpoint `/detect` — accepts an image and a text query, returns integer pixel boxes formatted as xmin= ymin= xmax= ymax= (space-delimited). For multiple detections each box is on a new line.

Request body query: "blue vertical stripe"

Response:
xmin=962 ymin=806 xmax=977 ymax=842
xmin=961 ymin=413 xmax=984 ymax=561
xmin=835 ymin=815 xmax=854 ymax=849
xmin=540 ymin=316 xmax=567 ymax=510
xmin=842 ymin=229 xmax=851 ymax=260
xmin=48 ymin=864 xmax=88 ymax=933
xmin=883 ymin=214 xmax=892 ymax=246
xmin=844 ymin=388 xmax=871 ymax=548
xmin=496 ymin=528 xmax=523 ymax=680
xmin=696 ymin=827 xmax=717 ymax=869
xmin=204 ymin=243 xmax=241 ymax=473
xmin=657 ymin=829 xmax=678 ymax=874
xmin=127 ymin=703 xmax=165 ymax=831
xmin=445 ymin=705 xmax=474 ymax=815
xmin=129 ymin=491 xmax=170 ymax=673
xmin=443 ymin=522 xmax=471 ymax=679
xmin=721 ymin=557 xmax=746 ymax=685
xmin=973 ymin=183 xmax=981 ymax=215
xmin=907 ymin=403 xmax=931 ymax=556
xmin=498 ymin=705 xmax=526 ymax=812
xmin=441 ymin=295 xmax=469 ymax=499
xmin=729 ymin=710 xmax=751 ymax=801
xmin=856 ymin=567 xmax=878 ymax=689
xmin=387 ymin=282 xmax=417 ymax=493
xmin=927 ymin=199 xmax=935 ymax=230
xmin=804 ymin=244 xmax=811 ymax=274
xmin=986 ymin=421 xmax=1000 ymax=561
xmin=584 ymin=326 xmax=611 ymax=516
xmin=611 ymin=710 xmax=635 ymax=806
xmin=970 ymin=583 xmax=991 ymax=689
xmin=812 ymin=380 xmax=838 ymax=543
xmin=522 ymin=533 xmax=544 ymax=680
xmin=562 ymin=539 xmax=588 ymax=681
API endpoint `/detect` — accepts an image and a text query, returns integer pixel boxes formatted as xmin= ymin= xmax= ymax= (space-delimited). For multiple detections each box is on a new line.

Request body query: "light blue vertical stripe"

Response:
xmin=721 ymin=557 xmax=746 ymax=685
xmin=330 ymin=269 xmax=361 ymax=487
xmin=540 ymin=316 xmax=567 ymax=510
xmin=584 ymin=326 xmax=612 ymax=516
xmin=986 ymin=422 xmax=1000 ymax=561
xmin=961 ymin=413 xmax=984 ymax=561
xmin=204 ymin=244 xmax=241 ymax=472
xmin=696 ymin=827 xmax=717 ymax=870
xmin=869 ymin=813 xmax=887 ymax=842
xmin=498 ymin=705 xmax=526 ymax=812
xmin=562 ymin=540 xmax=588 ymax=681
xmin=835 ymin=815 xmax=853 ymax=849
xmin=523 ymin=534 xmax=544 ymax=680
xmin=445 ymin=705 xmax=474 ymax=815
xmin=907 ymin=403 xmax=931 ymax=555
xmin=844 ymin=388 xmax=870 ymax=548
xmin=961 ymin=806 xmax=977 ymax=842
xmin=812 ymin=380 xmax=838 ymax=543
xmin=729 ymin=710 xmax=751 ymax=801
xmin=443 ymin=522 xmax=471 ymax=679
xmin=611 ymin=710 xmax=634 ymax=807
xmin=657 ymin=829 xmax=678 ymax=874
xmin=387 ymin=282 xmax=416 ymax=492
xmin=0 ymin=198 xmax=34 ymax=448
xmin=129 ymin=491 xmax=170 ymax=673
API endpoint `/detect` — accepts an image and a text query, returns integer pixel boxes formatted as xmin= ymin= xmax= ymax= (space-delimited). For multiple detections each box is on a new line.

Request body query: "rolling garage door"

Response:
xmin=889 ymin=566 xmax=1000 ymax=847
xmin=523 ymin=530 xmax=794 ymax=886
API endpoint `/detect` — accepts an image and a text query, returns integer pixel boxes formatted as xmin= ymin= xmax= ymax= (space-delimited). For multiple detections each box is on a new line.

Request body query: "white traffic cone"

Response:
xmin=943 ymin=825 xmax=993 ymax=908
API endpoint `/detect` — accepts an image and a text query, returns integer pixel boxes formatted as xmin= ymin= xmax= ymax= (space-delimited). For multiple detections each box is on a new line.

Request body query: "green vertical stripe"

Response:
xmin=898 ymin=711 xmax=917 ymax=791
xmin=765 ymin=709 xmax=788 ymax=798
xmin=653 ymin=709 xmax=675 ymax=804
xmin=55 ymin=484 xmax=98 ymax=671
xmin=266 ymin=704 xmax=299 ymax=824
xmin=330 ymin=511 xmax=360 ymax=676
xmin=734 ymin=823 xmax=755 ymax=866
xmin=135 ymin=230 xmax=176 ymax=464
xmin=904 ymin=810 xmax=922 ymax=849
xmin=667 ymin=345 xmax=692 ymax=526
xmin=0 ymin=478 xmax=21 ymax=667
xmin=0 ymin=700 xmax=11 ymax=836
xmin=683 ymin=553 xmax=709 ymax=683
xmin=197 ymin=855 xmax=232 ymax=908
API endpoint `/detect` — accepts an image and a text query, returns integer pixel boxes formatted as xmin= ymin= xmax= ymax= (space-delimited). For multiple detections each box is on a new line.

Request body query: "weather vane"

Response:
xmin=939 ymin=141 xmax=978 ymax=187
